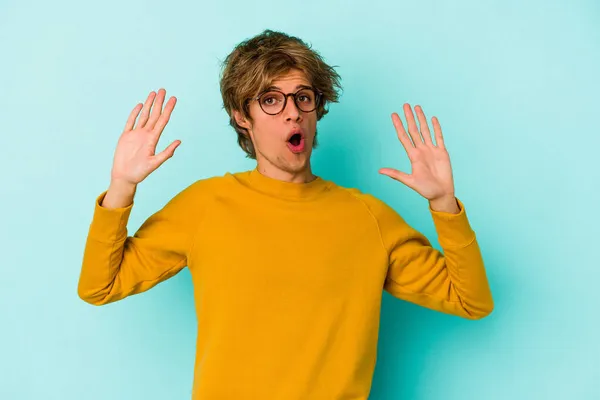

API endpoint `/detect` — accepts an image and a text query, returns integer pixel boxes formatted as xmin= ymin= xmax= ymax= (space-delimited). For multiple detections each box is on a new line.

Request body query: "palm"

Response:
xmin=379 ymin=103 xmax=455 ymax=201
xmin=112 ymin=129 xmax=164 ymax=183
xmin=111 ymin=89 xmax=181 ymax=185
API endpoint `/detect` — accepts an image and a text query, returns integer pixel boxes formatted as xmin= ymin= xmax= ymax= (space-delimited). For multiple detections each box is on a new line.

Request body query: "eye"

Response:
xmin=260 ymin=92 xmax=283 ymax=106
xmin=297 ymin=90 xmax=315 ymax=103
xmin=262 ymin=96 xmax=276 ymax=105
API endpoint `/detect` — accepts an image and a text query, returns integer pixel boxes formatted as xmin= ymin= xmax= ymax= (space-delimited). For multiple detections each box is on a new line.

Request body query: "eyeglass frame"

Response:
xmin=247 ymin=86 xmax=324 ymax=116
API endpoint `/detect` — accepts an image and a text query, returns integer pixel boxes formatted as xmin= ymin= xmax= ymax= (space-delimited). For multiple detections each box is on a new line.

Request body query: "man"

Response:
xmin=78 ymin=29 xmax=493 ymax=399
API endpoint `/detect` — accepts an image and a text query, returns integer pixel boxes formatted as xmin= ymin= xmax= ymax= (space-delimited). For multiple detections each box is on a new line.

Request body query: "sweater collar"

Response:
xmin=244 ymin=167 xmax=330 ymax=201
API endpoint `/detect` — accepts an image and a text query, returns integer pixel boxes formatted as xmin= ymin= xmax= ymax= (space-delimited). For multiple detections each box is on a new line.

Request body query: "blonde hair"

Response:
xmin=219 ymin=29 xmax=342 ymax=159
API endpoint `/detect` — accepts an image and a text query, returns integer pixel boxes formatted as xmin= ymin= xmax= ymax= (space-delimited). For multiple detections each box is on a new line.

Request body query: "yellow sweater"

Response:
xmin=78 ymin=167 xmax=493 ymax=399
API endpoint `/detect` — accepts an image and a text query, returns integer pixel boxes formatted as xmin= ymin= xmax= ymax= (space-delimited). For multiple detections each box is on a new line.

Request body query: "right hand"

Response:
xmin=110 ymin=88 xmax=181 ymax=186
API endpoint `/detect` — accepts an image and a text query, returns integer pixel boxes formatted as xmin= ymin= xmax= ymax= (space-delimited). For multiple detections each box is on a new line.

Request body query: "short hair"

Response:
xmin=219 ymin=29 xmax=342 ymax=159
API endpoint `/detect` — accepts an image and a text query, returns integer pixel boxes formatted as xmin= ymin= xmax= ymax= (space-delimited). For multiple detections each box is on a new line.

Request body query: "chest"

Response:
xmin=189 ymin=200 xmax=389 ymax=301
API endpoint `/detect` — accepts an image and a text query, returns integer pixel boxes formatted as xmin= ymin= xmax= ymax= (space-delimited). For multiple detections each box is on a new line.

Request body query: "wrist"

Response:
xmin=429 ymin=194 xmax=459 ymax=214
xmin=103 ymin=179 xmax=137 ymax=209
xmin=109 ymin=177 xmax=137 ymax=192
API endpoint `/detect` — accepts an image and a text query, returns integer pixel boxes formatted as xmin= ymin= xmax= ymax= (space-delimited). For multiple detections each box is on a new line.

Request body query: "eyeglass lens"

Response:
xmin=259 ymin=89 xmax=318 ymax=114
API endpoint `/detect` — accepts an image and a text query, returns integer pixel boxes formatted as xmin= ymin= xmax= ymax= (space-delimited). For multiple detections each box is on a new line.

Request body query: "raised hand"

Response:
xmin=379 ymin=104 xmax=456 ymax=204
xmin=110 ymin=88 xmax=180 ymax=186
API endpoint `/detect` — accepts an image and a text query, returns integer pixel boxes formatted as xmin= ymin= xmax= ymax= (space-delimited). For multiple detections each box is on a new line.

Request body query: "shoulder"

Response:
xmin=181 ymin=171 xmax=237 ymax=195
xmin=329 ymin=184 xmax=420 ymax=249
xmin=332 ymin=184 xmax=403 ymax=222
xmin=331 ymin=183 xmax=419 ymax=239
xmin=186 ymin=173 xmax=231 ymax=193
xmin=163 ymin=172 xmax=232 ymax=210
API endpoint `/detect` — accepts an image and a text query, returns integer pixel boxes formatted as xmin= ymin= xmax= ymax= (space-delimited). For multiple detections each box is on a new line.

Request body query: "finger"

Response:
xmin=152 ymin=96 xmax=177 ymax=136
xmin=146 ymin=88 xmax=167 ymax=130
xmin=414 ymin=105 xmax=433 ymax=146
xmin=391 ymin=113 xmax=415 ymax=155
xmin=124 ymin=103 xmax=143 ymax=132
xmin=403 ymin=103 xmax=424 ymax=147
xmin=137 ymin=91 xmax=157 ymax=129
xmin=432 ymin=116 xmax=445 ymax=148
xmin=379 ymin=168 xmax=413 ymax=187
xmin=151 ymin=140 xmax=181 ymax=169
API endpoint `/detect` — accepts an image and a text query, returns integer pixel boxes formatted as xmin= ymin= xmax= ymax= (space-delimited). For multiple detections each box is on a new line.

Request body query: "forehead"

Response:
xmin=267 ymin=69 xmax=311 ymax=89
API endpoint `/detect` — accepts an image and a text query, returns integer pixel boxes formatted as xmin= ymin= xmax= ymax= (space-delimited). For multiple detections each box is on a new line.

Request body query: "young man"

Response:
xmin=78 ymin=29 xmax=493 ymax=399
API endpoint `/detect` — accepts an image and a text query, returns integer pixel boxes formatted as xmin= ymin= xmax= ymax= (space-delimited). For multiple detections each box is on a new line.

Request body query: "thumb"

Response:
xmin=379 ymin=168 xmax=413 ymax=187
xmin=152 ymin=140 xmax=181 ymax=169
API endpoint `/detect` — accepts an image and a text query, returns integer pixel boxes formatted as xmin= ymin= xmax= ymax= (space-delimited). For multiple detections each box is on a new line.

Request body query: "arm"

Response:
xmin=377 ymin=103 xmax=493 ymax=319
xmin=77 ymin=88 xmax=188 ymax=305
xmin=374 ymin=196 xmax=493 ymax=319
xmin=77 ymin=182 xmax=200 ymax=306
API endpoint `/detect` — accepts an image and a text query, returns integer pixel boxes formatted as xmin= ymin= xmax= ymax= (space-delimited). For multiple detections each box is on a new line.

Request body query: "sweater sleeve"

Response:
xmin=77 ymin=181 xmax=203 ymax=306
xmin=365 ymin=195 xmax=494 ymax=319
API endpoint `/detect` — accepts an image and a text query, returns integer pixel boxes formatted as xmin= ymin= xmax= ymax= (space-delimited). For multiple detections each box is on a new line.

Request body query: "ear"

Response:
xmin=233 ymin=109 xmax=251 ymax=132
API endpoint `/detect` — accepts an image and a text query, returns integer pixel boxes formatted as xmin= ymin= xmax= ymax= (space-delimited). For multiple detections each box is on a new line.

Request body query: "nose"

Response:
xmin=282 ymin=94 xmax=301 ymax=121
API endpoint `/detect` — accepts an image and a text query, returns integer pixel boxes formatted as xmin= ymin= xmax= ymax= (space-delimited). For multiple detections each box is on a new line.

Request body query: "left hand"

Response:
xmin=379 ymin=104 xmax=455 ymax=202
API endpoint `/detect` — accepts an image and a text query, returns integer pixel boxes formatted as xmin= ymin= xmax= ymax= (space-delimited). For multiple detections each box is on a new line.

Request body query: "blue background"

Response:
xmin=1 ymin=0 xmax=598 ymax=398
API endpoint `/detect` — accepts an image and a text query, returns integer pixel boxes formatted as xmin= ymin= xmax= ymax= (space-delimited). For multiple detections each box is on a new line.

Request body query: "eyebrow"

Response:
xmin=264 ymin=84 xmax=313 ymax=91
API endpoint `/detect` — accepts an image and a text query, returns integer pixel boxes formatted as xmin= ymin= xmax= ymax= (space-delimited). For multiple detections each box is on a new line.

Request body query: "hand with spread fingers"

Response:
xmin=379 ymin=104 xmax=459 ymax=214
xmin=111 ymin=88 xmax=181 ymax=186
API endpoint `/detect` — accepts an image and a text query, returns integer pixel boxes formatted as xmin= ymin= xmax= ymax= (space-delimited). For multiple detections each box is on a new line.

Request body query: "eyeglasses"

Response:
xmin=249 ymin=87 xmax=323 ymax=115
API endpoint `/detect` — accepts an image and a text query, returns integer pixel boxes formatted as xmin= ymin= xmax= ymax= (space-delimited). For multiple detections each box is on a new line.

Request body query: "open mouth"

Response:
xmin=287 ymin=133 xmax=305 ymax=153
xmin=289 ymin=133 xmax=302 ymax=146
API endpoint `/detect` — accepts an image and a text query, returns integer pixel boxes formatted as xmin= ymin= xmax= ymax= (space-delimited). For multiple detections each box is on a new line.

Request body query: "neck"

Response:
xmin=245 ymin=165 xmax=328 ymax=202
xmin=255 ymin=160 xmax=316 ymax=184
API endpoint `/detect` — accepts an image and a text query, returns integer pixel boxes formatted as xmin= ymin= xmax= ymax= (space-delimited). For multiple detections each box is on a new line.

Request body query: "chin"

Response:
xmin=258 ymin=143 xmax=313 ymax=172
xmin=283 ymin=156 xmax=311 ymax=173
xmin=282 ymin=160 xmax=306 ymax=172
